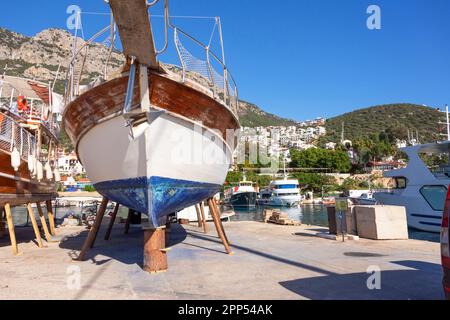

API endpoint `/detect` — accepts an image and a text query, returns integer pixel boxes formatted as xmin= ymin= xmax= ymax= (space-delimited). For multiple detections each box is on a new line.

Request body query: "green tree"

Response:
xmin=290 ymin=148 xmax=351 ymax=173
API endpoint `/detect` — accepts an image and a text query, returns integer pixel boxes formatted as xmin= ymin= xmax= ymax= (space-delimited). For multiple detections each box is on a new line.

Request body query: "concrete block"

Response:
xmin=355 ymin=205 xmax=409 ymax=240
xmin=345 ymin=206 xmax=358 ymax=235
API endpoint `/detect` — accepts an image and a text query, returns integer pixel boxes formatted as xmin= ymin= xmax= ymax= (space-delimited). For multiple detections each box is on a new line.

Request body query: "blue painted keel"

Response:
xmin=94 ymin=176 xmax=221 ymax=226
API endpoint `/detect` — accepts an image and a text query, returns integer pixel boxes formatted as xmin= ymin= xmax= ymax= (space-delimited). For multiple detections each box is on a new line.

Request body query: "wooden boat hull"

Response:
xmin=0 ymin=150 xmax=56 ymax=206
xmin=64 ymin=72 xmax=240 ymax=225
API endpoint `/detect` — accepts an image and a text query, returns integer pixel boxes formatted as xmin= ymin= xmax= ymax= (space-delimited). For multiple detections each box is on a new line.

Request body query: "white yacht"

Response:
xmin=258 ymin=177 xmax=302 ymax=207
xmin=374 ymin=142 xmax=450 ymax=233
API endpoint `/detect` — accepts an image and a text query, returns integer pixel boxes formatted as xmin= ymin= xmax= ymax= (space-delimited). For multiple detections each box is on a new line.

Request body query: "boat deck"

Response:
xmin=0 ymin=221 xmax=443 ymax=300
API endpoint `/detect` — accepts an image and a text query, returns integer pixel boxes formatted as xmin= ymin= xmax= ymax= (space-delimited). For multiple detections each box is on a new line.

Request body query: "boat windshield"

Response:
xmin=239 ymin=182 xmax=253 ymax=187
xmin=274 ymin=184 xmax=299 ymax=190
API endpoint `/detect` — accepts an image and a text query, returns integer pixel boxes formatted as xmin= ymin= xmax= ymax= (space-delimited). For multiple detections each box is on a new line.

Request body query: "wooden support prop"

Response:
xmin=27 ymin=204 xmax=44 ymax=249
xmin=200 ymin=202 xmax=208 ymax=234
xmin=36 ymin=202 xmax=54 ymax=243
xmin=4 ymin=204 xmax=18 ymax=255
xmin=211 ymin=200 xmax=231 ymax=245
xmin=77 ymin=197 xmax=109 ymax=261
xmin=143 ymin=226 xmax=168 ymax=273
xmin=0 ymin=207 xmax=5 ymax=238
xmin=45 ymin=200 xmax=56 ymax=236
xmin=207 ymin=198 xmax=233 ymax=255
xmin=104 ymin=203 xmax=120 ymax=241
xmin=195 ymin=204 xmax=203 ymax=228
xmin=124 ymin=209 xmax=133 ymax=234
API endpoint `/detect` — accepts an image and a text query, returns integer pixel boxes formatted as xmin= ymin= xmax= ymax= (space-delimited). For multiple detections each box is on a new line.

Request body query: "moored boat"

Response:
xmin=0 ymin=75 xmax=62 ymax=206
xmin=257 ymin=178 xmax=302 ymax=207
xmin=374 ymin=142 xmax=450 ymax=233
xmin=224 ymin=173 xmax=258 ymax=208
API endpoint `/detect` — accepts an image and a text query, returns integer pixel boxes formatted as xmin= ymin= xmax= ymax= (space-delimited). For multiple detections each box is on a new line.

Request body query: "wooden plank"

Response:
xmin=104 ymin=203 xmax=120 ymax=241
xmin=200 ymin=202 xmax=208 ymax=234
xmin=4 ymin=203 xmax=18 ymax=255
xmin=77 ymin=197 xmax=109 ymax=261
xmin=195 ymin=204 xmax=203 ymax=228
xmin=139 ymin=64 xmax=151 ymax=113
xmin=208 ymin=198 xmax=233 ymax=255
xmin=109 ymin=0 xmax=158 ymax=68
xmin=211 ymin=199 xmax=231 ymax=245
xmin=27 ymin=203 xmax=44 ymax=248
xmin=45 ymin=200 xmax=56 ymax=236
xmin=36 ymin=202 xmax=53 ymax=242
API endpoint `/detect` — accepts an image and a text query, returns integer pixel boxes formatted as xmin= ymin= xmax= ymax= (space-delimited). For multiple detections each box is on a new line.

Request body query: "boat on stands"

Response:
xmin=62 ymin=0 xmax=240 ymax=226
xmin=374 ymin=142 xmax=450 ymax=233
xmin=0 ymin=75 xmax=62 ymax=206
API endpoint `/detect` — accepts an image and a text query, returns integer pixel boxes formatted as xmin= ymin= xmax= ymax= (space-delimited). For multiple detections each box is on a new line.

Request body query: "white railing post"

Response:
xmin=20 ymin=128 xmax=24 ymax=157
xmin=9 ymin=88 xmax=14 ymax=110
xmin=10 ymin=122 xmax=14 ymax=152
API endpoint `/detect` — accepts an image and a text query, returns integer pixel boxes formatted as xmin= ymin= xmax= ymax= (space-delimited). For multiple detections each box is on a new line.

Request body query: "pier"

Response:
xmin=0 ymin=221 xmax=443 ymax=300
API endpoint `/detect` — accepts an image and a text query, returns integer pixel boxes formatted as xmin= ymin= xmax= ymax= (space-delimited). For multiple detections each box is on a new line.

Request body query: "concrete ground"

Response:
xmin=0 ymin=220 xmax=444 ymax=300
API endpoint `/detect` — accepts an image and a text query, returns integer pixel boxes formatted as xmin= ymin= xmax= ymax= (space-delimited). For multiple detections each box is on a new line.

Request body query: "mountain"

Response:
xmin=0 ymin=27 xmax=297 ymax=128
xmin=323 ymin=103 xmax=443 ymax=144
xmin=237 ymin=100 xmax=298 ymax=127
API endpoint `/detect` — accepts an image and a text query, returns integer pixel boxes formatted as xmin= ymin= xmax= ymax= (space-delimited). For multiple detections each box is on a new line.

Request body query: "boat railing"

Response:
xmin=171 ymin=26 xmax=239 ymax=118
xmin=65 ymin=4 xmax=239 ymax=120
xmin=0 ymin=78 xmax=59 ymax=138
xmin=0 ymin=112 xmax=37 ymax=161
xmin=65 ymin=24 xmax=115 ymax=104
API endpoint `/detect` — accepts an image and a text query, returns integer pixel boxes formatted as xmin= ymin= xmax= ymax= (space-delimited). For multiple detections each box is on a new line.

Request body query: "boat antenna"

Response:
xmin=283 ymin=157 xmax=288 ymax=180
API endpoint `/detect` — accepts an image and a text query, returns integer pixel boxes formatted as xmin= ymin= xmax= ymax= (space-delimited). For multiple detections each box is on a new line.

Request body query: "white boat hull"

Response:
xmin=374 ymin=187 xmax=443 ymax=233
xmin=77 ymin=113 xmax=232 ymax=225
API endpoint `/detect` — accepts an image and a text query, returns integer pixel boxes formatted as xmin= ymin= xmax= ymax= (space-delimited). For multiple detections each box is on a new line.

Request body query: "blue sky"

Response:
xmin=1 ymin=0 xmax=449 ymax=121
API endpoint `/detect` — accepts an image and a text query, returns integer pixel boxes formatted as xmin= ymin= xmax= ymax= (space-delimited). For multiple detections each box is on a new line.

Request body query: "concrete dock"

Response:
xmin=0 ymin=221 xmax=444 ymax=300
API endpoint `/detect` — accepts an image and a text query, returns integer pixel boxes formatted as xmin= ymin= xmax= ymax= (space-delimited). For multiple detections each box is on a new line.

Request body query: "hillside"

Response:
xmin=324 ymin=104 xmax=443 ymax=144
xmin=238 ymin=100 xmax=298 ymax=127
xmin=0 ymin=27 xmax=297 ymax=128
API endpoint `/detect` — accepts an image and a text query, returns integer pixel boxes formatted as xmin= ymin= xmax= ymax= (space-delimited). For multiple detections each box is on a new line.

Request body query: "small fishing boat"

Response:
xmin=63 ymin=0 xmax=240 ymax=226
xmin=224 ymin=173 xmax=258 ymax=208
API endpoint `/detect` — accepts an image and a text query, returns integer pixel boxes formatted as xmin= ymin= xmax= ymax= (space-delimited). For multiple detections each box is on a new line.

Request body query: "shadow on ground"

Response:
xmin=279 ymin=260 xmax=444 ymax=300
xmin=58 ymin=221 xmax=188 ymax=266
xmin=0 ymin=226 xmax=43 ymax=249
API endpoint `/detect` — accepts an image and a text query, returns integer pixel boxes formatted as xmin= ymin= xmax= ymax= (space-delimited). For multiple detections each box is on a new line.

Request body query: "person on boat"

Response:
xmin=17 ymin=95 xmax=30 ymax=115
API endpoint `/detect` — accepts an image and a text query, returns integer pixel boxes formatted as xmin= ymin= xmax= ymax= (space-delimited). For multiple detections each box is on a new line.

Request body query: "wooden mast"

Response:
xmin=109 ymin=0 xmax=159 ymax=69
